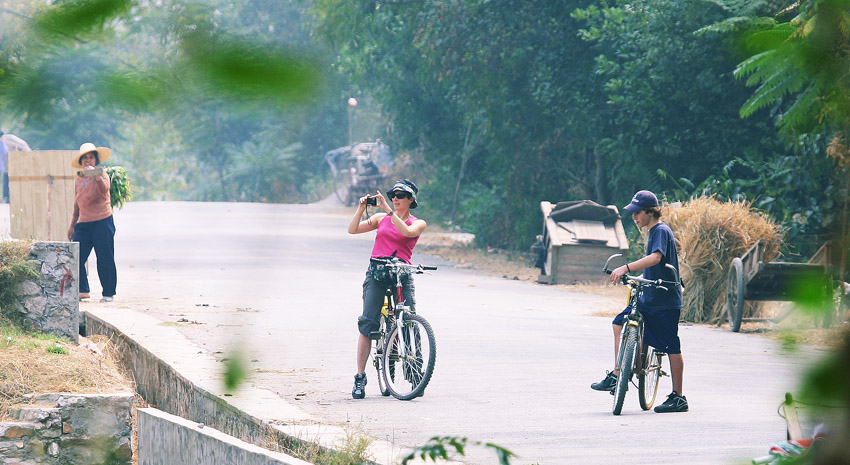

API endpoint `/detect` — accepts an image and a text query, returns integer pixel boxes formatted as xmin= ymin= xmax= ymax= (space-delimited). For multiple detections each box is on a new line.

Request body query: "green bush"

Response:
xmin=0 ymin=241 xmax=37 ymax=316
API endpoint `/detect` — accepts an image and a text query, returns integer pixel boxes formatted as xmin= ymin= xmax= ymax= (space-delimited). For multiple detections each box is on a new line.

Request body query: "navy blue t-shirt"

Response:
xmin=639 ymin=222 xmax=682 ymax=310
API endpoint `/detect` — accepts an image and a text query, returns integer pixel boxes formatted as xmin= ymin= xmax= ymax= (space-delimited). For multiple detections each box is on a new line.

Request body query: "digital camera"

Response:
xmin=366 ymin=197 xmax=378 ymax=206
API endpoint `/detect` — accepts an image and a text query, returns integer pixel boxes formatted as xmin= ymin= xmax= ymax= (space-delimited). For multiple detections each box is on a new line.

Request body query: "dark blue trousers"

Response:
xmin=73 ymin=215 xmax=117 ymax=296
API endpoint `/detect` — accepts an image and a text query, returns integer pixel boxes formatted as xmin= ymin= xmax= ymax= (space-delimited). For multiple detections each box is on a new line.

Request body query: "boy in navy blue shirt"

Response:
xmin=590 ymin=190 xmax=688 ymax=413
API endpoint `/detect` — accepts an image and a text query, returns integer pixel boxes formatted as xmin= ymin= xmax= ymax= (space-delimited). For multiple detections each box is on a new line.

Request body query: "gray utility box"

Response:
xmin=537 ymin=200 xmax=629 ymax=284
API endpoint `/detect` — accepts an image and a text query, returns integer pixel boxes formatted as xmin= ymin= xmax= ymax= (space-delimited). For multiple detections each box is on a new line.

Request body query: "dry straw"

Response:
xmin=0 ymin=327 xmax=134 ymax=421
xmin=660 ymin=197 xmax=783 ymax=324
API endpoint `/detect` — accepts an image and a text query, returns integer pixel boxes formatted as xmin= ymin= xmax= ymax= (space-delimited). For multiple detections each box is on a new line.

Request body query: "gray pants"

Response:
xmin=358 ymin=271 xmax=415 ymax=337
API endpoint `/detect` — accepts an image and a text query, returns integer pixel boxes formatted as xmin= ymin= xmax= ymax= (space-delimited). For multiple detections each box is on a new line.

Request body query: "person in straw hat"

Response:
xmin=67 ymin=142 xmax=117 ymax=302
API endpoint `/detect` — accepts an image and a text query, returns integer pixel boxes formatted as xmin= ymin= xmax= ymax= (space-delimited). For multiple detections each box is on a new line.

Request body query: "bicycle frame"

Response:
xmin=389 ymin=266 xmax=413 ymax=360
xmin=616 ymin=283 xmax=648 ymax=378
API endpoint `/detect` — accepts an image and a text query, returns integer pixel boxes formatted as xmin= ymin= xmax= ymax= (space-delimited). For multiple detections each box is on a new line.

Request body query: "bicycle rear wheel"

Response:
xmin=381 ymin=314 xmax=436 ymax=400
xmin=613 ymin=325 xmax=638 ymax=415
xmin=638 ymin=347 xmax=663 ymax=410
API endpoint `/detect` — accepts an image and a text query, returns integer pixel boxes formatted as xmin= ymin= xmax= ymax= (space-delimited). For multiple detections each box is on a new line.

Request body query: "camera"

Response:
xmin=366 ymin=196 xmax=377 ymax=206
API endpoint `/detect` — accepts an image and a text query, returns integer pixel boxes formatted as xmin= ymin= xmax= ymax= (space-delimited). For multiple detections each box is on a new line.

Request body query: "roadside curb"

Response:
xmin=83 ymin=306 xmax=427 ymax=465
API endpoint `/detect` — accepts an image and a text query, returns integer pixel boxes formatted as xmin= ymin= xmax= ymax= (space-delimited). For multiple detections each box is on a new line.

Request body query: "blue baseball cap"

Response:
xmin=624 ymin=190 xmax=659 ymax=213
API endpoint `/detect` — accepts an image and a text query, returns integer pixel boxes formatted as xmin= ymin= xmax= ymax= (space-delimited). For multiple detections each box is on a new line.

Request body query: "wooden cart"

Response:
xmin=725 ymin=240 xmax=834 ymax=332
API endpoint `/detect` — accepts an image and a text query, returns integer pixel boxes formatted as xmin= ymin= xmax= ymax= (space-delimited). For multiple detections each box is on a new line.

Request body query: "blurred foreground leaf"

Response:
xmin=222 ymin=350 xmax=247 ymax=392
xmin=99 ymin=71 xmax=174 ymax=111
xmin=32 ymin=0 xmax=134 ymax=41
xmin=181 ymin=30 xmax=321 ymax=107
xmin=789 ymin=272 xmax=834 ymax=314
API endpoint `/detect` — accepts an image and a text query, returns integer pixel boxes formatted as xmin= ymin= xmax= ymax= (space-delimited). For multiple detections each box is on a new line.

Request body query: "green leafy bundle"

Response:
xmin=105 ymin=166 xmax=133 ymax=209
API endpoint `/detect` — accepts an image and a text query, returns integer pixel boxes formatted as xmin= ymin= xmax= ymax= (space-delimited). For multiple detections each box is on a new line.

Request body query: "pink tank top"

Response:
xmin=371 ymin=214 xmax=420 ymax=263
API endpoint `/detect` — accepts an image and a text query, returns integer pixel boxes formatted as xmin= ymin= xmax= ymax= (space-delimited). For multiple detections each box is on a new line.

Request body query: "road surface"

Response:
xmin=2 ymin=202 xmax=824 ymax=464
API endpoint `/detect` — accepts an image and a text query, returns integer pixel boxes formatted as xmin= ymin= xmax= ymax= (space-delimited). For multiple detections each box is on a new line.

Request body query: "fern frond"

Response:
xmin=741 ymin=73 xmax=795 ymax=117
xmin=695 ymin=16 xmax=775 ymax=36
xmin=840 ymin=10 xmax=850 ymax=37
xmin=778 ymin=83 xmax=821 ymax=131
xmin=797 ymin=15 xmax=817 ymax=38
xmin=744 ymin=22 xmax=795 ymax=51
xmin=734 ymin=50 xmax=781 ymax=80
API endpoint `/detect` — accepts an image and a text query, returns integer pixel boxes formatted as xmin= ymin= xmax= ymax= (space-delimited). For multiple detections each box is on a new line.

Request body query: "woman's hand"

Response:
xmin=374 ymin=190 xmax=390 ymax=212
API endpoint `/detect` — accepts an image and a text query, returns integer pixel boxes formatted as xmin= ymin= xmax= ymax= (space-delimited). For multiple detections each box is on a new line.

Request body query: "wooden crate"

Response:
xmin=8 ymin=150 xmax=77 ymax=241
xmin=538 ymin=200 xmax=630 ymax=284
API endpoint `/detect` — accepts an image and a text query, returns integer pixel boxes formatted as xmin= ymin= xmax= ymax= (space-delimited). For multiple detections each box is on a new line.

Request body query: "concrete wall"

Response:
xmin=0 ymin=392 xmax=134 ymax=465
xmin=3 ymin=241 xmax=79 ymax=342
xmin=84 ymin=313 xmax=323 ymax=464
xmin=138 ymin=408 xmax=312 ymax=465
xmin=84 ymin=313 xmax=266 ymax=443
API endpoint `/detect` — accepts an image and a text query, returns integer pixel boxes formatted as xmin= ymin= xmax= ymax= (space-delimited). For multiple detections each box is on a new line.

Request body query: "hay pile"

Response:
xmin=661 ymin=197 xmax=783 ymax=324
xmin=0 ymin=321 xmax=135 ymax=420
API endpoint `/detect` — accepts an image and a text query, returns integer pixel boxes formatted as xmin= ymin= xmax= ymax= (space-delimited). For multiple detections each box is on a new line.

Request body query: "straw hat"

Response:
xmin=71 ymin=142 xmax=111 ymax=169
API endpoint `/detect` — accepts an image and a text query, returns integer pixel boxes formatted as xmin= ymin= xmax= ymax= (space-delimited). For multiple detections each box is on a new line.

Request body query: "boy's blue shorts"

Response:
xmin=613 ymin=305 xmax=682 ymax=354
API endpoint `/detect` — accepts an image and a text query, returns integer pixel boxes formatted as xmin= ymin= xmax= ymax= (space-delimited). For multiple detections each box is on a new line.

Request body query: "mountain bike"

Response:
xmin=603 ymin=254 xmax=680 ymax=415
xmin=369 ymin=257 xmax=437 ymax=400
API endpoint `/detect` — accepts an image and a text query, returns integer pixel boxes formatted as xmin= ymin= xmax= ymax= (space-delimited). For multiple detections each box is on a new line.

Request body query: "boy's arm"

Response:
xmin=609 ymin=252 xmax=662 ymax=283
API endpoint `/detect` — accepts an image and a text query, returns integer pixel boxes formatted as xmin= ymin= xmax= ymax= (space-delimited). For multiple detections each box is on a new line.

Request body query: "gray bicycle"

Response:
xmin=603 ymin=254 xmax=680 ymax=415
xmin=369 ymin=257 xmax=437 ymax=400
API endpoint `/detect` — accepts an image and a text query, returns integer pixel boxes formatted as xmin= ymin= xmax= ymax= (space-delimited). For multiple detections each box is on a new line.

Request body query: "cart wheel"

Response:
xmin=726 ymin=257 xmax=744 ymax=332
xmin=333 ymin=169 xmax=353 ymax=206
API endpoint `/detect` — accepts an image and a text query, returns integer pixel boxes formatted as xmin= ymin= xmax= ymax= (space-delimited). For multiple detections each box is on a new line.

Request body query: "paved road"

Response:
xmin=8 ymin=201 xmax=823 ymax=464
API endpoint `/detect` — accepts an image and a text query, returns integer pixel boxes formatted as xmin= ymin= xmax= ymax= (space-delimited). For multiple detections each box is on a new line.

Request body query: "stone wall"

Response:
xmin=0 ymin=393 xmax=134 ymax=465
xmin=4 ymin=241 xmax=79 ymax=343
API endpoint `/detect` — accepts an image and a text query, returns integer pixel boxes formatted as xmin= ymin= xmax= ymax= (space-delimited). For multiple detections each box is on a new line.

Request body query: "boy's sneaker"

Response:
xmin=352 ymin=373 xmax=367 ymax=399
xmin=590 ymin=371 xmax=618 ymax=392
xmin=654 ymin=391 xmax=688 ymax=413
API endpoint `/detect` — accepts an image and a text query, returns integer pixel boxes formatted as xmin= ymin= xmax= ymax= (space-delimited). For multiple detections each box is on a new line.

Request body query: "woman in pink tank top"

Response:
xmin=346 ymin=179 xmax=427 ymax=399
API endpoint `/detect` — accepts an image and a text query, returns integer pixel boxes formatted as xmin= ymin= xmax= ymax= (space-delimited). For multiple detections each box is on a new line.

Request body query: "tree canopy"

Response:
xmin=0 ymin=0 xmax=845 ymax=260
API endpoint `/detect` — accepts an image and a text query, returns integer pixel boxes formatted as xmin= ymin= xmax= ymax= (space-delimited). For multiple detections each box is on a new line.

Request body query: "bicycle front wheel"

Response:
xmin=638 ymin=347 xmax=663 ymax=410
xmin=613 ymin=325 xmax=638 ymax=415
xmin=374 ymin=348 xmax=391 ymax=397
xmin=381 ymin=314 xmax=436 ymax=400
xmin=376 ymin=315 xmax=391 ymax=396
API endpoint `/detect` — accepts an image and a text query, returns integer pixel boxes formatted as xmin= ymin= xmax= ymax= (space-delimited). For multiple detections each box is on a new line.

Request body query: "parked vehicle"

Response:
xmin=325 ymin=140 xmax=392 ymax=206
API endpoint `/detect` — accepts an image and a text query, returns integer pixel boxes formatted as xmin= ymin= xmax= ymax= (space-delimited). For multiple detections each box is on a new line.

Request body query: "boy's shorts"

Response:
xmin=613 ymin=305 xmax=682 ymax=354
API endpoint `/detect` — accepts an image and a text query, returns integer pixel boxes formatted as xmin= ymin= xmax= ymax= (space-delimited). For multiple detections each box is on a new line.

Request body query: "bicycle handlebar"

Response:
xmin=369 ymin=257 xmax=437 ymax=273
xmin=603 ymin=268 xmax=676 ymax=290
xmin=602 ymin=253 xmax=681 ymax=290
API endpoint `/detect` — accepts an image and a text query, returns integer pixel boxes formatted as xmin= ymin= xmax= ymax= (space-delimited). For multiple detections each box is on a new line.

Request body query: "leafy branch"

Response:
xmin=402 ymin=436 xmax=516 ymax=465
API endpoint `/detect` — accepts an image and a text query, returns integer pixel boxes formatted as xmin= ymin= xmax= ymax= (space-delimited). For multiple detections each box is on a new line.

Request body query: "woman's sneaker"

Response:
xmin=590 ymin=371 xmax=617 ymax=391
xmin=654 ymin=391 xmax=688 ymax=413
xmin=352 ymin=373 xmax=367 ymax=399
